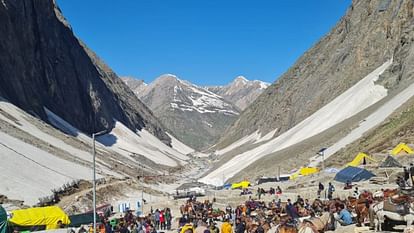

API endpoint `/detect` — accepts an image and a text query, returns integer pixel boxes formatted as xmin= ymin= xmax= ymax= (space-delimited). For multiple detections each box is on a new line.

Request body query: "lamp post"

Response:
xmin=92 ymin=129 xmax=109 ymax=233
xmin=318 ymin=148 xmax=327 ymax=171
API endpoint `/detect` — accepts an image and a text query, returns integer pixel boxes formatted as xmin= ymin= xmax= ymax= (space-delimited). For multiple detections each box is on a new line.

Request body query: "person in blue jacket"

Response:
xmin=335 ymin=204 xmax=353 ymax=226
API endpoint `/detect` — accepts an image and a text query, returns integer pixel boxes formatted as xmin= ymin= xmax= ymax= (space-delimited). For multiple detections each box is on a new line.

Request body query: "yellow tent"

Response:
xmin=391 ymin=143 xmax=414 ymax=156
xmin=299 ymin=167 xmax=319 ymax=176
xmin=10 ymin=206 xmax=70 ymax=230
xmin=231 ymin=181 xmax=250 ymax=189
xmin=290 ymin=167 xmax=319 ymax=180
xmin=347 ymin=152 xmax=377 ymax=167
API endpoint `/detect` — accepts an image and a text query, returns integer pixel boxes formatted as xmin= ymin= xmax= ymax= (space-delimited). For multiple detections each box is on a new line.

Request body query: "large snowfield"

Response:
xmin=200 ymin=60 xmax=395 ymax=186
xmin=0 ymin=99 xmax=190 ymax=205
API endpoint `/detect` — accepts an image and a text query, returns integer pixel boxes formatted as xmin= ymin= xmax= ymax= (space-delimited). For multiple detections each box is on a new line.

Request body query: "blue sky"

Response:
xmin=57 ymin=0 xmax=351 ymax=86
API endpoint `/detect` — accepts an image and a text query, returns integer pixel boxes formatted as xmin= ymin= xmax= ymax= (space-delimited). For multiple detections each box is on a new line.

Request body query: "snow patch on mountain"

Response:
xmin=0 ymin=131 xmax=95 ymax=205
xmin=201 ymin=60 xmax=392 ymax=186
xmin=96 ymin=121 xmax=189 ymax=166
xmin=207 ymin=76 xmax=270 ymax=110
xmin=309 ymin=78 xmax=414 ymax=167
xmin=168 ymin=77 xmax=239 ymax=115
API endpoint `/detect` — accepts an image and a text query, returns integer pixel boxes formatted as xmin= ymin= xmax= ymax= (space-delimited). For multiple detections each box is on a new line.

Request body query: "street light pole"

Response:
xmin=92 ymin=129 xmax=109 ymax=233
xmin=318 ymin=148 xmax=327 ymax=171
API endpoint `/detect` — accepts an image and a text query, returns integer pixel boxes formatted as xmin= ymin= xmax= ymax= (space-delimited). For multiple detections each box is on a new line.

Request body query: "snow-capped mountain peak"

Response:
xmin=124 ymin=74 xmax=240 ymax=150
xmin=207 ymin=76 xmax=270 ymax=110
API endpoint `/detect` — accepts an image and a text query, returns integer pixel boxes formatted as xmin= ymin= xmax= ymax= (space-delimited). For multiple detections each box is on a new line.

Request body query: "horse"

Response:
xmin=347 ymin=196 xmax=370 ymax=226
xmin=374 ymin=199 xmax=414 ymax=232
xmin=383 ymin=189 xmax=399 ymax=198
xmin=298 ymin=212 xmax=332 ymax=233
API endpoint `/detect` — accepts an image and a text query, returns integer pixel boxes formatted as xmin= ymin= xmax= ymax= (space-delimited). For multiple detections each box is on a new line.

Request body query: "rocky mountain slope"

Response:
xmin=216 ymin=0 xmax=413 ymax=149
xmin=0 ymin=0 xmax=169 ymax=144
xmin=121 ymin=77 xmax=147 ymax=96
xmin=201 ymin=0 xmax=414 ymax=184
xmin=127 ymin=74 xmax=240 ymax=150
xmin=0 ymin=0 xmax=191 ymax=205
xmin=206 ymin=76 xmax=270 ymax=110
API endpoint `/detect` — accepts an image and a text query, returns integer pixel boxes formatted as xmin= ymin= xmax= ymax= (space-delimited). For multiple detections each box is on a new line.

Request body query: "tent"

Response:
xmin=299 ymin=167 xmax=319 ymax=175
xmin=391 ymin=143 xmax=414 ymax=156
xmin=231 ymin=181 xmax=250 ymax=189
xmin=257 ymin=177 xmax=279 ymax=185
xmin=9 ymin=206 xmax=70 ymax=231
xmin=334 ymin=166 xmax=375 ymax=183
xmin=380 ymin=156 xmax=402 ymax=168
xmin=290 ymin=167 xmax=319 ymax=180
xmin=323 ymin=168 xmax=340 ymax=174
xmin=0 ymin=205 xmax=8 ymax=233
xmin=347 ymin=152 xmax=377 ymax=167
xmin=68 ymin=213 xmax=100 ymax=227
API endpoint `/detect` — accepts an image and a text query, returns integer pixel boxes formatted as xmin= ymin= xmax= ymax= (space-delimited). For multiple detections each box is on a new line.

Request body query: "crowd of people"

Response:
xmin=71 ymin=174 xmax=411 ymax=233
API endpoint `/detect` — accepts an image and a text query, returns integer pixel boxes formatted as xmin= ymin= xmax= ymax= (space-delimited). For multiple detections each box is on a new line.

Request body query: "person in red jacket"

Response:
xmin=160 ymin=210 xmax=166 ymax=230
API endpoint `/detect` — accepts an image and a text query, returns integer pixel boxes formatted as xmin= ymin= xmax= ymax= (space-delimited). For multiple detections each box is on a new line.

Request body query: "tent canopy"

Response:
xmin=391 ymin=143 xmax=414 ymax=156
xmin=0 ymin=205 xmax=8 ymax=233
xmin=380 ymin=156 xmax=402 ymax=168
xmin=299 ymin=167 xmax=319 ymax=175
xmin=9 ymin=206 xmax=70 ymax=230
xmin=347 ymin=152 xmax=377 ymax=167
xmin=257 ymin=177 xmax=279 ymax=185
xmin=69 ymin=213 xmax=100 ymax=227
xmin=334 ymin=166 xmax=375 ymax=183
xmin=290 ymin=167 xmax=319 ymax=180
xmin=231 ymin=181 xmax=250 ymax=189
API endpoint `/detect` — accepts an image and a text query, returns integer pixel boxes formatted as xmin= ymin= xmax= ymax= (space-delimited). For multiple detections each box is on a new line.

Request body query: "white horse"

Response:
xmin=374 ymin=201 xmax=414 ymax=232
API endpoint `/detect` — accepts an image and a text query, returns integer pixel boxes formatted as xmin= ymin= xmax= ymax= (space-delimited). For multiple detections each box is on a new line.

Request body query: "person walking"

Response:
xmin=154 ymin=209 xmax=160 ymax=230
xmin=317 ymin=182 xmax=324 ymax=198
xmin=165 ymin=208 xmax=172 ymax=230
xmin=410 ymin=163 xmax=414 ymax=186
xmin=159 ymin=210 xmax=165 ymax=230
xmin=328 ymin=182 xmax=335 ymax=200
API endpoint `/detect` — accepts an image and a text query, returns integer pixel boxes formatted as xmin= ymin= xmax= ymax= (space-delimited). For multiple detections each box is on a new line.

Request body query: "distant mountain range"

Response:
xmin=122 ymin=75 xmax=269 ymax=150
xmin=206 ymin=76 xmax=270 ymax=110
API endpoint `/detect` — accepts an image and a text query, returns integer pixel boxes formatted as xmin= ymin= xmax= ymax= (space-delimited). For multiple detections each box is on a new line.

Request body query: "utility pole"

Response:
xmin=92 ymin=129 xmax=109 ymax=233
xmin=318 ymin=148 xmax=327 ymax=171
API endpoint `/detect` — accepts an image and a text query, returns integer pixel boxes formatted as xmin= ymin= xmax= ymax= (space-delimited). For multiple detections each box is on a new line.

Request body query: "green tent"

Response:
xmin=68 ymin=213 xmax=100 ymax=227
xmin=0 ymin=205 xmax=8 ymax=233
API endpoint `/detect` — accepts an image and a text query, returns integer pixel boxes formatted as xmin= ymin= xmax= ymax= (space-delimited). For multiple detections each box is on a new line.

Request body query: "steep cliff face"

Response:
xmin=0 ymin=0 xmax=170 ymax=144
xmin=217 ymin=0 xmax=414 ymax=149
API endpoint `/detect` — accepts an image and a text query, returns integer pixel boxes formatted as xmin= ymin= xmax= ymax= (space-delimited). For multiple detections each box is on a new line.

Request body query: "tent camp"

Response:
xmin=9 ymin=206 xmax=70 ymax=231
xmin=334 ymin=166 xmax=375 ymax=183
xmin=0 ymin=205 xmax=8 ymax=233
xmin=380 ymin=156 xmax=402 ymax=168
xmin=231 ymin=181 xmax=250 ymax=189
xmin=391 ymin=143 xmax=414 ymax=156
xmin=290 ymin=167 xmax=319 ymax=180
xmin=347 ymin=153 xmax=377 ymax=167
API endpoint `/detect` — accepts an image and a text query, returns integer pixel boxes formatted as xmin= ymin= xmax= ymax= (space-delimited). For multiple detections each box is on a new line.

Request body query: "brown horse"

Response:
xmin=383 ymin=188 xmax=399 ymax=198
xmin=276 ymin=226 xmax=298 ymax=233
xmin=275 ymin=214 xmax=297 ymax=233
xmin=347 ymin=197 xmax=369 ymax=226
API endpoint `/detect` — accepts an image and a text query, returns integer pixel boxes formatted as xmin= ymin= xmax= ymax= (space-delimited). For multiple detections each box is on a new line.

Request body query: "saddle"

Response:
xmin=390 ymin=194 xmax=410 ymax=204
xmin=384 ymin=197 xmax=409 ymax=215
